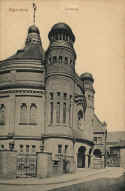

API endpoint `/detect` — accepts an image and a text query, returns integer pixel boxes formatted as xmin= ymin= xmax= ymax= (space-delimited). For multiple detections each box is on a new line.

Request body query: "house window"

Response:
xmin=50 ymin=102 xmax=54 ymax=123
xmin=0 ymin=104 xmax=5 ymax=125
xmin=32 ymin=145 xmax=36 ymax=153
xmin=93 ymin=137 xmax=97 ymax=144
xmin=63 ymin=103 xmax=66 ymax=123
xmin=58 ymin=144 xmax=62 ymax=153
xmin=56 ymin=102 xmax=60 ymax=123
xmin=20 ymin=103 xmax=27 ymax=124
xmin=20 ymin=145 xmax=23 ymax=152
xmin=30 ymin=103 xmax=37 ymax=124
xmin=26 ymin=145 xmax=29 ymax=153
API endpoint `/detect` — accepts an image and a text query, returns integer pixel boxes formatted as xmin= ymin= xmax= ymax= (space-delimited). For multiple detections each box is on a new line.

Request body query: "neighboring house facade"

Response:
xmin=106 ymin=131 xmax=125 ymax=168
xmin=0 ymin=23 xmax=107 ymax=178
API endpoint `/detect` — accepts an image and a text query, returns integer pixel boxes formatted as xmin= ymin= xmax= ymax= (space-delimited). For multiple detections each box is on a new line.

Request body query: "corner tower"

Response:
xmin=45 ymin=23 xmax=76 ymax=135
xmin=80 ymin=73 xmax=95 ymax=119
xmin=46 ymin=23 xmax=76 ymax=76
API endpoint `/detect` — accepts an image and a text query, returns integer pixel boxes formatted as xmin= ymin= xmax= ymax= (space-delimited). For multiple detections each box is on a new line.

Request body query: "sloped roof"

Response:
xmin=1 ymin=44 xmax=45 ymax=62
xmin=107 ymin=131 xmax=125 ymax=142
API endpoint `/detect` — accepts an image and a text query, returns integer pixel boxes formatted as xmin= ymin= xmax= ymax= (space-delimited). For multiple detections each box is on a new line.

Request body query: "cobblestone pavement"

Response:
xmin=0 ymin=168 xmax=125 ymax=191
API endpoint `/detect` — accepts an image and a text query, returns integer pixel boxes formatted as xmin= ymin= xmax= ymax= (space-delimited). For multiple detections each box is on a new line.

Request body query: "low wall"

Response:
xmin=120 ymin=148 xmax=125 ymax=168
xmin=0 ymin=150 xmax=17 ymax=179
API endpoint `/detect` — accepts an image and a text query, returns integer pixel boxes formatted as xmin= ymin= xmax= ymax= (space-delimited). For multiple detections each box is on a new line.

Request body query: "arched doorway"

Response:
xmin=77 ymin=146 xmax=86 ymax=168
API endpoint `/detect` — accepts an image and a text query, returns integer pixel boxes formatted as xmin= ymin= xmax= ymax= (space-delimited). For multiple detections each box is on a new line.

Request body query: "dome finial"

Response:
xmin=33 ymin=2 xmax=37 ymax=25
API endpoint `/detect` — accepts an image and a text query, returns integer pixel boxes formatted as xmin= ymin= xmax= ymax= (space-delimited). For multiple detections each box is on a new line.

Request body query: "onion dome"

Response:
xmin=28 ymin=25 xmax=40 ymax=34
xmin=80 ymin=72 xmax=94 ymax=82
xmin=2 ymin=25 xmax=44 ymax=61
xmin=48 ymin=22 xmax=75 ymax=42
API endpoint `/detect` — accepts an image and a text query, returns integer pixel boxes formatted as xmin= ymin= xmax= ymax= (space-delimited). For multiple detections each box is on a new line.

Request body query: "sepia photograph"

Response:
xmin=0 ymin=0 xmax=125 ymax=190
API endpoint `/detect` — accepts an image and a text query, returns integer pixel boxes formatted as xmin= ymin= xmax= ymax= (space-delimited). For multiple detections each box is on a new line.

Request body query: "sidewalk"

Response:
xmin=0 ymin=167 xmax=124 ymax=186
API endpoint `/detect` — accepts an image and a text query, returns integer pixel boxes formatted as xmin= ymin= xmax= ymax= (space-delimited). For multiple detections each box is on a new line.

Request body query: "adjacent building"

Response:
xmin=106 ymin=131 xmax=125 ymax=168
xmin=0 ymin=23 xmax=107 ymax=178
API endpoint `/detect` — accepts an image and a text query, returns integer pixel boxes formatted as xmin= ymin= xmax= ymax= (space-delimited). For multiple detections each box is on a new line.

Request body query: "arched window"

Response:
xmin=77 ymin=110 xmax=83 ymax=128
xmin=56 ymin=102 xmax=60 ymax=123
xmin=59 ymin=56 xmax=62 ymax=64
xmin=63 ymin=102 xmax=66 ymax=123
xmin=64 ymin=57 xmax=68 ymax=64
xmin=53 ymin=56 xmax=57 ymax=64
xmin=30 ymin=104 xmax=37 ymax=124
xmin=0 ymin=104 xmax=5 ymax=125
xmin=50 ymin=102 xmax=54 ymax=123
xmin=20 ymin=103 xmax=27 ymax=124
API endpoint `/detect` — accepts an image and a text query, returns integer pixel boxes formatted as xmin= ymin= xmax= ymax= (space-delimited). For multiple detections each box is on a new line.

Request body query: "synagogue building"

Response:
xmin=0 ymin=23 xmax=107 ymax=178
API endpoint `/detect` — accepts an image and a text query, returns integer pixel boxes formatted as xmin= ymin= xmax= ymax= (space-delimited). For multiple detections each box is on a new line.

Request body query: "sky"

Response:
xmin=0 ymin=0 xmax=125 ymax=132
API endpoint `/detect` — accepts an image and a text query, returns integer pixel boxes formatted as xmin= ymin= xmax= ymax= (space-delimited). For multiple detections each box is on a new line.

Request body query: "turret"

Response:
xmin=80 ymin=73 xmax=95 ymax=118
xmin=25 ymin=25 xmax=41 ymax=46
xmin=46 ymin=23 xmax=76 ymax=78
xmin=45 ymin=23 xmax=77 ymax=133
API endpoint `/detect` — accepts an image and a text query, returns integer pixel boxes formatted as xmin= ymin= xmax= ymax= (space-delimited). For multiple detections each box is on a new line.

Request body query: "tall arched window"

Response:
xmin=77 ymin=110 xmax=83 ymax=128
xmin=56 ymin=102 xmax=60 ymax=123
xmin=53 ymin=56 xmax=57 ymax=64
xmin=30 ymin=104 xmax=37 ymax=124
xmin=59 ymin=56 xmax=62 ymax=64
xmin=64 ymin=57 xmax=68 ymax=64
xmin=50 ymin=102 xmax=54 ymax=123
xmin=63 ymin=103 xmax=66 ymax=123
xmin=20 ymin=103 xmax=27 ymax=124
xmin=0 ymin=104 xmax=5 ymax=125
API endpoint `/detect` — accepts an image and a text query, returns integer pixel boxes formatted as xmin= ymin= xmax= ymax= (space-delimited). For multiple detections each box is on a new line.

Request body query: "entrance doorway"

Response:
xmin=77 ymin=146 xmax=86 ymax=168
